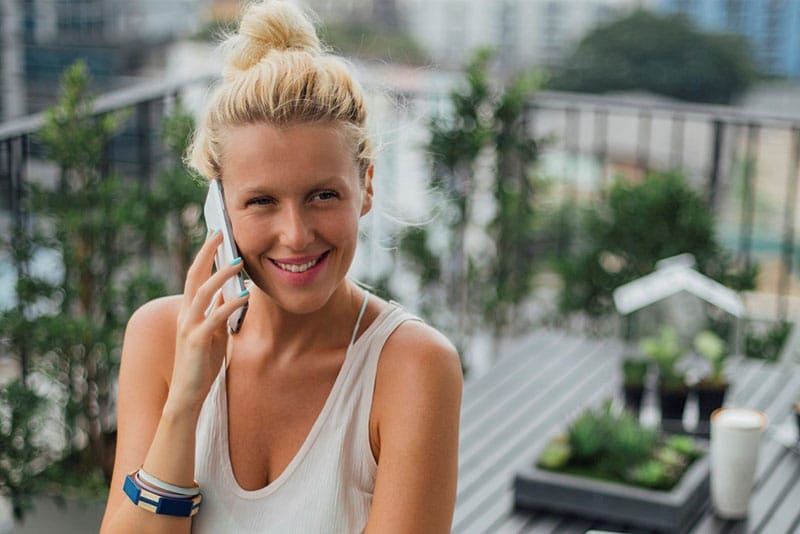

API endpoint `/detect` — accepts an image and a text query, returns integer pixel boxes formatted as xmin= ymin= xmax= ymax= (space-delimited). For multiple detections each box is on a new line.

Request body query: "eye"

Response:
xmin=245 ymin=196 xmax=275 ymax=207
xmin=312 ymin=190 xmax=339 ymax=202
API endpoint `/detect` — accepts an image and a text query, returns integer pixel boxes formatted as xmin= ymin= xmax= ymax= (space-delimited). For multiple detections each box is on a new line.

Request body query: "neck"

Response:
xmin=236 ymin=280 xmax=364 ymax=363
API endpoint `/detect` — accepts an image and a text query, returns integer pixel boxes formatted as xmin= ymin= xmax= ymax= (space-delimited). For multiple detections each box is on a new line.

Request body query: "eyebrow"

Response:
xmin=237 ymin=176 xmax=350 ymax=197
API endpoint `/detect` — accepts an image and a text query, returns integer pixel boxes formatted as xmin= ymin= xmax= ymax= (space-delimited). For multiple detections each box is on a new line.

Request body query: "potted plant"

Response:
xmin=693 ymin=330 xmax=729 ymax=422
xmin=621 ymin=357 xmax=649 ymax=416
xmin=641 ymin=326 xmax=688 ymax=429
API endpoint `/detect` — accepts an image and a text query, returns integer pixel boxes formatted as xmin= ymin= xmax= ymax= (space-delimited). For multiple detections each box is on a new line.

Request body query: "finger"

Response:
xmin=204 ymin=288 xmax=223 ymax=318
xmin=183 ymin=230 xmax=224 ymax=301
xmin=198 ymin=286 xmax=250 ymax=337
xmin=186 ymin=257 xmax=246 ymax=324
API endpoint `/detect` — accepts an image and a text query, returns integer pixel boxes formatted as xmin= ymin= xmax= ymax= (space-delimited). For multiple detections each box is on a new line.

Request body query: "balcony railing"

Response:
xmin=2 ymin=76 xmax=799 ymax=321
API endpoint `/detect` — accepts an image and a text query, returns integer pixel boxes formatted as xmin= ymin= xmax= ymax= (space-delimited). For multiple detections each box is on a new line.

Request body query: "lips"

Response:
xmin=269 ymin=251 xmax=330 ymax=277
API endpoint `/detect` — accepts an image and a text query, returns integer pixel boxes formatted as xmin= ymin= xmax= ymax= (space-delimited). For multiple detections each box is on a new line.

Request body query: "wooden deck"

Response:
xmin=454 ymin=330 xmax=800 ymax=534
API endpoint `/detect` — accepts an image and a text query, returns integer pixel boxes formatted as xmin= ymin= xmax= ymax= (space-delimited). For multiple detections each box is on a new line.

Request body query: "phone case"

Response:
xmin=203 ymin=180 xmax=248 ymax=333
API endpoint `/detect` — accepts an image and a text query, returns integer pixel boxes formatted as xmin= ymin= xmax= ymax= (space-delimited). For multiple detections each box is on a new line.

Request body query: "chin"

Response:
xmin=249 ymin=276 xmax=342 ymax=316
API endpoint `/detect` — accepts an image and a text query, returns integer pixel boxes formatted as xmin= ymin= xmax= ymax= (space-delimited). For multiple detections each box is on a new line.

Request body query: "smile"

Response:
xmin=271 ymin=251 xmax=329 ymax=273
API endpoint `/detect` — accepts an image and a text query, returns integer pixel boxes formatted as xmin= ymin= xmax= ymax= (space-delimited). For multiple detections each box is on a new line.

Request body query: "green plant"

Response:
xmin=745 ymin=320 xmax=791 ymax=362
xmin=538 ymin=402 xmax=701 ymax=490
xmin=398 ymin=49 xmax=547 ymax=358
xmin=628 ymin=459 xmax=673 ymax=490
xmin=664 ymin=435 xmax=703 ymax=459
xmin=567 ymin=410 xmax=608 ymax=462
xmin=640 ymin=326 xmax=686 ymax=389
xmin=0 ymin=62 xmax=204 ymax=517
xmin=694 ymin=330 xmax=727 ymax=385
xmin=0 ymin=380 xmax=49 ymax=519
xmin=622 ymin=358 xmax=649 ymax=386
xmin=554 ymin=171 xmax=755 ymax=318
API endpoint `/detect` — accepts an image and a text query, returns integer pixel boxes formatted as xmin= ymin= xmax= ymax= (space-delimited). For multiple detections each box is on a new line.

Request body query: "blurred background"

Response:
xmin=1 ymin=0 xmax=800 ymax=531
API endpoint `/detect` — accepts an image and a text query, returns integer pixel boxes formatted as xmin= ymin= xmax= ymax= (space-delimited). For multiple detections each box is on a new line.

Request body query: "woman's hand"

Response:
xmin=167 ymin=231 xmax=249 ymax=413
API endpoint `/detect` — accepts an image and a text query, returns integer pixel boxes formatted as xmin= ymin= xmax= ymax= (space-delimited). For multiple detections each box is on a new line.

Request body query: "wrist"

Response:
xmin=162 ymin=393 xmax=204 ymax=422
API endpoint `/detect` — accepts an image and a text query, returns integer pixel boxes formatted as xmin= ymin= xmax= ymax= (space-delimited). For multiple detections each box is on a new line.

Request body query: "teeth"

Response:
xmin=276 ymin=257 xmax=320 ymax=273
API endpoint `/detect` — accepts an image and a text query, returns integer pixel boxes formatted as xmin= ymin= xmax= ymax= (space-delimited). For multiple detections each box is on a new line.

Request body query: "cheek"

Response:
xmin=229 ymin=215 xmax=268 ymax=252
xmin=319 ymin=210 xmax=360 ymax=245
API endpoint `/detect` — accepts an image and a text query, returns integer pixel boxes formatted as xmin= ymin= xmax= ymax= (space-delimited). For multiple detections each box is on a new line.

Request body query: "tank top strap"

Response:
xmin=346 ymin=301 xmax=421 ymax=411
xmin=348 ymin=290 xmax=370 ymax=347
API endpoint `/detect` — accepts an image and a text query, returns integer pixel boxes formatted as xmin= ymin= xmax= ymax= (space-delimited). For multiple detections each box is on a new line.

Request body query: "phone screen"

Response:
xmin=203 ymin=179 xmax=248 ymax=333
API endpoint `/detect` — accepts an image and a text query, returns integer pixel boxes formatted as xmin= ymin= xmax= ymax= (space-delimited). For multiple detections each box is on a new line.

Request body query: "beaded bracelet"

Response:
xmin=123 ymin=471 xmax=202 ymax=517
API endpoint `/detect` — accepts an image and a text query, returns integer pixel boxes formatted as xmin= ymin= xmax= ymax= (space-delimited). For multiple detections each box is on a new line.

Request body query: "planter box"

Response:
xmin=514 ymin=452 xmax=709 ymax=533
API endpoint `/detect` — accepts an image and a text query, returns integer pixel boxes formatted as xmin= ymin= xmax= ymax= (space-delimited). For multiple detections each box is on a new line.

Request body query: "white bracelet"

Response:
xmin=137 ymin=468 xmax=200 ymax=497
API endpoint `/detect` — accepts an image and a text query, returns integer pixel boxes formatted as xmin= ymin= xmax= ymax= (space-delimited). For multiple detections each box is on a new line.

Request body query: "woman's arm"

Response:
xmin=365 ymin=322 xmax=463 ymax=534
xmin=100 ymin=232 xmax=249 ymax=533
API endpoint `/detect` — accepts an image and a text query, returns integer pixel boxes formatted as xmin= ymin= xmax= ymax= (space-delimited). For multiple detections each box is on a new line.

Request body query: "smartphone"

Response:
xmin=203 ymin=179 xmax=248 ymax=333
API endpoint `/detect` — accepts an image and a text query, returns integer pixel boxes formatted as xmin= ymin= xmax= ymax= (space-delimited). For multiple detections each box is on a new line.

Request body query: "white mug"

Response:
xmin=710 ymin=407 xmax=768 ymax=519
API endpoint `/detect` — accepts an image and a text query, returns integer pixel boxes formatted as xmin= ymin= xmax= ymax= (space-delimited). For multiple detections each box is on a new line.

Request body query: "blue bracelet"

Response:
xmin=124 ymin=472 xmax=202 ymax=517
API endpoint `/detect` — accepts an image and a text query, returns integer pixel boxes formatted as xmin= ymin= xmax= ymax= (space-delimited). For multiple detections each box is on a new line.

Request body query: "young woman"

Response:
xmin=99 ymin=1 xmax=462 ymax=533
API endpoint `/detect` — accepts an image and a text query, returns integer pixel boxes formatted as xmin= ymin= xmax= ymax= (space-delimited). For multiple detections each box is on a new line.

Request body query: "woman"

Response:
xmin=99 ymin=1 xmax=462 ymax=532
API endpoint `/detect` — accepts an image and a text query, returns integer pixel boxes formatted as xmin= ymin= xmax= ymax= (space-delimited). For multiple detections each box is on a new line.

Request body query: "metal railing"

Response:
xmin=2 ymin=76 xmax=799 ymax=320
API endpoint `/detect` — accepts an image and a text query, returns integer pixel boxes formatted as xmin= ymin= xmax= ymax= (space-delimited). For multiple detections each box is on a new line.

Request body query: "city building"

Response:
xmin=401 ymin=0 xmax=648 ymax=70
xmin=658 ymin=0 xmax=800 ymax=79
xmin=0 ymin=0 xmax=213 ymax=118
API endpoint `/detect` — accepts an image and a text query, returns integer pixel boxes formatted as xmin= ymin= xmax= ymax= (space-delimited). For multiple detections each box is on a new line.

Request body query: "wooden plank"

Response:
xmin=753 ymin=459 xmax=800 ymax=533
xmin=453 ymin=327 xmax=800 ymax=534
xmin=460 ymin=330 xmax=571 ymax=417
xmin=459 ymin=335 xmax=607 ymax=449
xmin=453 ymin=360 xmax=618 ymax=530
xmin=457 ymin=336 xmax=618 ymax=486
xmin=490 ymin=511 xmax=536 ymax=534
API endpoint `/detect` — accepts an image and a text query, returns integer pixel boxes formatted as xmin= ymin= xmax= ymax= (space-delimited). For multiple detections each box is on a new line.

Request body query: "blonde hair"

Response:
xmin=188 ymin=0 xmax=372 ymax=183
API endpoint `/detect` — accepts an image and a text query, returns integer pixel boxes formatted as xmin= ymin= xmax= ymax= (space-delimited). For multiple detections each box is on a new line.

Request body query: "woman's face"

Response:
xmin=219 ymin=121 xmax=372 ymax=314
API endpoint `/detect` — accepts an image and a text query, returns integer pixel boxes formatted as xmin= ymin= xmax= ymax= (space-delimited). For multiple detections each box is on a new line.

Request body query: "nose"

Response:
xmin=277 ymin=204 xmax=314 ymax=251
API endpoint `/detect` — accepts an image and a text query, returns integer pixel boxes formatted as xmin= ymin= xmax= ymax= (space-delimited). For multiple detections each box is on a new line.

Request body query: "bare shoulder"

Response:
xmin=121 ymin=295 xmax=183 ymax=381
xmin=125 ymin=294 xmax=182 ymax=344
xmin=372 ymin=318 xmax=463 ymax=432
xmin=380 ymin=319 xmax=462 ymax=382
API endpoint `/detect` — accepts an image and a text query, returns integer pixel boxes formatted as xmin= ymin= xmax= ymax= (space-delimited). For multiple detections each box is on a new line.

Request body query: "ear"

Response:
xmin=360 ymin=165 xmax=374 ymax=216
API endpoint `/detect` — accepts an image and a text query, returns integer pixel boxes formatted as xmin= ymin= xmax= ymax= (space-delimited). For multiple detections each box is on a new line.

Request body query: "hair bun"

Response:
xmin=225 ymin=1 xmax=321 ymax=73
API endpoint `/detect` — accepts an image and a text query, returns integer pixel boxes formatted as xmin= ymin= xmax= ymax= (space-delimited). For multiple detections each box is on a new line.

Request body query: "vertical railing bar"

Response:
xmin=10 ymin=134 xmax=29 ymax=378
xmin=707 ymin=119 xmax=724 ymax=211
xmin=671 ymin=114 xmax=685 ymax=169
xmin=636 ymin=110 xmax=651 ymax=171
xmin=739 ymin=123 xmax=759 ymax=271
xmin=3 ymin=139 xmax=12 ymax=215
xmin=593 ymin=107 xmax=608 ymax=197
xmin=136 ymin=99 xmax=153 ymax=184
xmin=777 ymin=127 xmax=800 ymax=321
xmin=562 ymin=107 xmax=577 ymax=198
xmin=558 ymin=106 xmax=578 ymax=257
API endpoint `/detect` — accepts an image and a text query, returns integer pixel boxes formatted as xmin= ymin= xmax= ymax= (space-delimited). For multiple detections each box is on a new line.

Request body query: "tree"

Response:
xmin=399 ymin=50 xmax=545 ymax=358
xmin=399 ymin=50 xmax=493 ymax=357
xmin=554 ymin=171 xmax=756 ymax=318
xmin=0 ymin=61 xmax=205 ymax=515
xmin=484 ymin=73 xmax=542 ymax=340
xmin=549 ymin=10 xmax=757 ymax=104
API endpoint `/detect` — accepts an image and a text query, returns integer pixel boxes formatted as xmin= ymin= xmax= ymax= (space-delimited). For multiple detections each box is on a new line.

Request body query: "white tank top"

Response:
xmin=192 ymin=298 xmax=418 ymax=533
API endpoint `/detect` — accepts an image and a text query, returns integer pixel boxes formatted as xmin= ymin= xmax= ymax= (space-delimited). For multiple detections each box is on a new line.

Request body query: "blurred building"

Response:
xmin=0 ymin=0 xmax=213 ymax=118
xmin=301 ymin=0 xmax=398 ymax=27
xmin=658 ymin=0 xmax=800 ymax=79
xmin=401 ymin=0 xmax=649 ymax=70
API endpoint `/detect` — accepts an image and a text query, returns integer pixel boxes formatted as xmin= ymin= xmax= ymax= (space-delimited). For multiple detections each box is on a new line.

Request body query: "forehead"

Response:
xmin=219 ymin=121 xmax=358 ymax=185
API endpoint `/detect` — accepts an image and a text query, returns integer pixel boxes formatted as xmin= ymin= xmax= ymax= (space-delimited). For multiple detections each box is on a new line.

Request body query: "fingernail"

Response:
xmin=230 ymin=257 xmax=242 ymax=266
xmin=238 ymin=289 xmax=250 ymax=298
xmin=210 ymin=229 xmax=220 ymax=238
